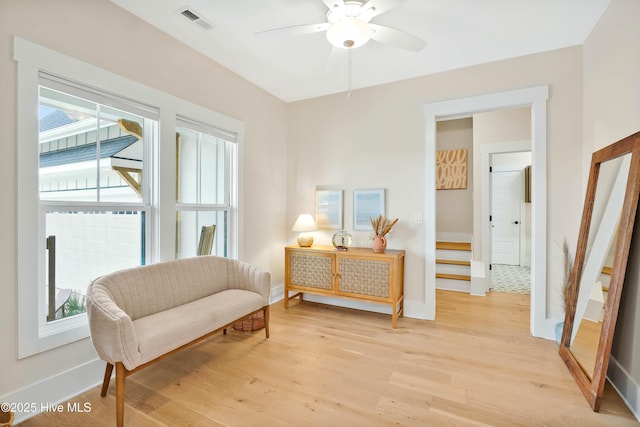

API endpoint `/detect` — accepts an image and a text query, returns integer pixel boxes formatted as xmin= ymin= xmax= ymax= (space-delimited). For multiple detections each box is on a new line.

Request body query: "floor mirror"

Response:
xmin=559 ymin=131 xmax=640 ymax=411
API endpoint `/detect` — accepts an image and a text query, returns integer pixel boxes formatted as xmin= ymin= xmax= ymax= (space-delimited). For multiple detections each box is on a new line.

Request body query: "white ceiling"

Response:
xmin=110 ymin=0 xmax=611 ymax=102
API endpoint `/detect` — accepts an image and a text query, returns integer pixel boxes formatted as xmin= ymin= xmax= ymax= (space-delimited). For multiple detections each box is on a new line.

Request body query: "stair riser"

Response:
xmin=436 ymin=263 xmax=471 ymax=276
xmin=435 ymin=249 xmax=471 ymax=262
xmin=436 ymin=278 xmax=471 ymax=293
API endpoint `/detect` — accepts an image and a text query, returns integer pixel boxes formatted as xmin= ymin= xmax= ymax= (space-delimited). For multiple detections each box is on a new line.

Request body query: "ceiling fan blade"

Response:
xmin=369 ymin=23 xmax=426 ymax=52
xmin=360 ymin=0 xmax=404 ymax=20
xmin=255 ymin=22 xmax=330 ymax=38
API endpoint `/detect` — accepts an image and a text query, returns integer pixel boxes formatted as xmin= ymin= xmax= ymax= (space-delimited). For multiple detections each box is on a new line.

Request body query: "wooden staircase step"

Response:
xmin=436 ymin=241 xmax=471 ymax=251
xmin=436 ymin=273 xmax=471 ymax=281
xmin=436 ymin=259 xmax=471 ymax=266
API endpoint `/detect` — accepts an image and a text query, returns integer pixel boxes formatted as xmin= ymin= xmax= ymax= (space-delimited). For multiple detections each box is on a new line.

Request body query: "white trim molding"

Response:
xmin=479 ymin=139 xmax=532 ymax=293
xmin=424 ymin=85 xmax=550 ymax=337
xmin=470 ymin=260 xmax=486 ymax=296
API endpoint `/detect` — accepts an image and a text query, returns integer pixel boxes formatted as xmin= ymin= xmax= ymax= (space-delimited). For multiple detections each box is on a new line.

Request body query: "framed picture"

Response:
xmin=436 ymin=148 xmax=468 ymax=190
xmin=315 ymin=189 xmax=343 ymax=230
xmin=353 ymin=188 xmax=385 ymax=230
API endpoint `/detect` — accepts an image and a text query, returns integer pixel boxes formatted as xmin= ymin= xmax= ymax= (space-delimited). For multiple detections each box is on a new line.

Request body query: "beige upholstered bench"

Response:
xmin=86 ymin=256 xmax=270 ymax=427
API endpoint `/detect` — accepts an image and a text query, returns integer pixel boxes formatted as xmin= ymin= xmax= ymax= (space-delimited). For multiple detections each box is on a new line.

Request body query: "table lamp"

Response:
xmin=292 ymin=213 xmax=318 ymax=247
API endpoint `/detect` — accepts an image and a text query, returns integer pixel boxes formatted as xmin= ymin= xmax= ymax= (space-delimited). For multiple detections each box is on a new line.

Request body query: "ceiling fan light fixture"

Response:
xmin=326 ymin=17 xmax=372 ymax=49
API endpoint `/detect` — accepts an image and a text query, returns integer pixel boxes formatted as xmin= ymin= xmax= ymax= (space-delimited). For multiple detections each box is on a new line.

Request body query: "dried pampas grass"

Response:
xmin=370 ymin=214 xmax=398 ymax=237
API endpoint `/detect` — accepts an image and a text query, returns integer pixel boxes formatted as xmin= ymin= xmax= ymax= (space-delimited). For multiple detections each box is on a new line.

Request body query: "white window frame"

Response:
xmin=175 ymin=117 xmax=238 ymax=258
xmin=14 ymin=37 xmax=243 ymax=358
xmin=38 ymin=76 xmax=157 ymax=335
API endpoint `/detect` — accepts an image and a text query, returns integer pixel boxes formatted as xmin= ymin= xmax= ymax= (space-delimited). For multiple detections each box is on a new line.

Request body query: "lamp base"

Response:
xmin=297 ymin=233 xmax=314 ymax=247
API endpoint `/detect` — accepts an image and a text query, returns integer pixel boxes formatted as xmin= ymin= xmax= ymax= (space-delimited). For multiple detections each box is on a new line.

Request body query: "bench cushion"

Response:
xmin=98 ymin=257 xmax=231 ymax=321
xmin=133 ymin=289 xmax=265 ymax=365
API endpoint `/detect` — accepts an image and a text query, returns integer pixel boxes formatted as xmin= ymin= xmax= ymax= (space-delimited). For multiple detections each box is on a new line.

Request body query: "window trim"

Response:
xmin=14 ymin=37 xmax=244 ymax=358
xmin=175 ymin=118 xmax=237 ymax=258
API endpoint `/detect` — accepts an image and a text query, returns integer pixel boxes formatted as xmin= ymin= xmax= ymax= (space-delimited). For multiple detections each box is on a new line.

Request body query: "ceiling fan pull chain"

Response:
xmin=347 ymin=47 xmax=352 ymax=99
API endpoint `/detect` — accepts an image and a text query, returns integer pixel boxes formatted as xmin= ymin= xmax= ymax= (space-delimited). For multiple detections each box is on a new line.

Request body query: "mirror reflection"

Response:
xmin=569 ymin=154 xmax=631 ymax=379
xmin=560 ymin=131 xmax=640 ymax=412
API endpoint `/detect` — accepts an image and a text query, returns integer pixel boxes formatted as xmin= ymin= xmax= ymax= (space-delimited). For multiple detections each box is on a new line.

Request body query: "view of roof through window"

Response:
xmin=39 ymin=84 xmax=148 ymax=322
xmin=38 ymin=86 xmax=145 ymax=203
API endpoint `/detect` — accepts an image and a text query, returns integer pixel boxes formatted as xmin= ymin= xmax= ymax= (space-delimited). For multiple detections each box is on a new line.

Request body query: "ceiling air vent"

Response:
xmin=177 ymin=6 xmax=214 ymax=30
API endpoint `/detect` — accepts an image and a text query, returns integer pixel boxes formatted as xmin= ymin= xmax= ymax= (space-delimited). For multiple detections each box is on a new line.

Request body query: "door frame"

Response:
xmin=423 ymin=85 xmax=550 ymax=339
xmin=482 ymin=143 xmax=532 ymax=290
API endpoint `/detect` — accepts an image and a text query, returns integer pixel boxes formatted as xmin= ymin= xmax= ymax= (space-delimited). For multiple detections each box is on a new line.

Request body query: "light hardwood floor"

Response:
xmin=20 ymin=290 xmax=638 ymax=426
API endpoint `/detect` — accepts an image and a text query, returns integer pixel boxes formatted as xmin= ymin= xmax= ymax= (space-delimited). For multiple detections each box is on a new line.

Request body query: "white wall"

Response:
xmin=583 ymin=0 xmax=640 ymax=417
xmin=436 ymin=118 xmax=473 ymax=237
xmin=472 ymin=108 xmax=531 ymax=263
xmin=288 ymin=47 xmax=584 ymax=312
xmin=474 ymin=108 xmax=532 ymax=143
xmin=0 ymin=0 xmax=287 ymax=417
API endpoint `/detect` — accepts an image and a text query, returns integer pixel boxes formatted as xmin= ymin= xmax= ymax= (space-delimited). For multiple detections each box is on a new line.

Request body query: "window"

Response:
xmin=39 ymin=78 xmax=156 ymax=324
xmin=175 ymin=119 xmax=237 ymax=258
xmin=15 ymin=38 xmax=242 ymax=357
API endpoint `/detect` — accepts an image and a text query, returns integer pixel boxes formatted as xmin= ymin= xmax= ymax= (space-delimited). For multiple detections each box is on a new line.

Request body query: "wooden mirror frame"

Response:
xmin=559 ymin=131 xmax=640 ymax=411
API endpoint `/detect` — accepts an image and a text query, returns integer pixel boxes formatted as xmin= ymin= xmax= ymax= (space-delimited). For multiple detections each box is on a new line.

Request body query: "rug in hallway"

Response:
xmin=491 ymin=264 xmax=531 ymax=294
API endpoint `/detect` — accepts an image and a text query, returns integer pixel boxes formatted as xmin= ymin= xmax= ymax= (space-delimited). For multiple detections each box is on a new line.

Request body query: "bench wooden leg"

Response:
xmin=101 ymin=363 xmax=113 ymax=397
xmin=263 ymin=306 xmax=270 ymax=339
xmin=115 ymin=362 xmax=126 ymax=427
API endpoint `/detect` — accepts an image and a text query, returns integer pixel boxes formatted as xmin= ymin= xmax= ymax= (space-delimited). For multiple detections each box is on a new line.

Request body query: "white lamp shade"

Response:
xmin=326 ymin=17 xmax=372 ymax=49
xmin=292 ymin=213 xmax=318 ymax=232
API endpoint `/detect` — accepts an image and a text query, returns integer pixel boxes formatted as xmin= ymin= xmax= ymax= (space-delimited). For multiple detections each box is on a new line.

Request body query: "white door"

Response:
xmin=491 ymin=170 xmax=521 ymax=265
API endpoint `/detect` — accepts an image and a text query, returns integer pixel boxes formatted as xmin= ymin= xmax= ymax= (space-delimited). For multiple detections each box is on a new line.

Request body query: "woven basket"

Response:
xmin=233 ymin=311 xmax=265 ymax=332
xmin=0 ymin=409 xmax=13 ymax=427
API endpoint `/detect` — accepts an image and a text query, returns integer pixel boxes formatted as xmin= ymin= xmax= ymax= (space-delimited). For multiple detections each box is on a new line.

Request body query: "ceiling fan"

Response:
xmin=256 ymin=0 xmax=427 ymax=52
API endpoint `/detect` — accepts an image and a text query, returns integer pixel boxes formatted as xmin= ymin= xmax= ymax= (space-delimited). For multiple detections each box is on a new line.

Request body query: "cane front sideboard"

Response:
xmin=284 ymin=245 xmax=405 ymax=327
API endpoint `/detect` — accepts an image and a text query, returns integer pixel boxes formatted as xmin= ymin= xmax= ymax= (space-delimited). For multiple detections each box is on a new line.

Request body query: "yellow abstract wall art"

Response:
xmin=436 ymin=149 xmax=468 ymax=190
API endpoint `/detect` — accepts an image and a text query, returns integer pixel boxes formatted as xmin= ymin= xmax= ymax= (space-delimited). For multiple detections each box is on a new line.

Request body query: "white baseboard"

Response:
xmin=404 ymin=299 xmax=433 ymax=320
xmin=470 ymin=260 xmax=487 ymax=296
xmin=301 ymin=294 xmax=437 ymax=323
xmin=270 ymin=282 xmax=285 ymax=304
xmin=608 ymin=355 xmax=640 ymax=422
xmin=277 ymin=287 xmax=433 ymax=323
xmin=0 ymin=358 xmax=104 ymax=424
xmin=470 ymin=276 xmax=486 ymax=296
xmin=301 ymin=294 xmax=393 ymax=315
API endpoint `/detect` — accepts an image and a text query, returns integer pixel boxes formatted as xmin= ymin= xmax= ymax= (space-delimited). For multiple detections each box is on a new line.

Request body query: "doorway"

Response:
xmin=424 ymin=85 xmax=551 ymax=339
xmin=489 ymin=151 xmax=532 ymax=295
